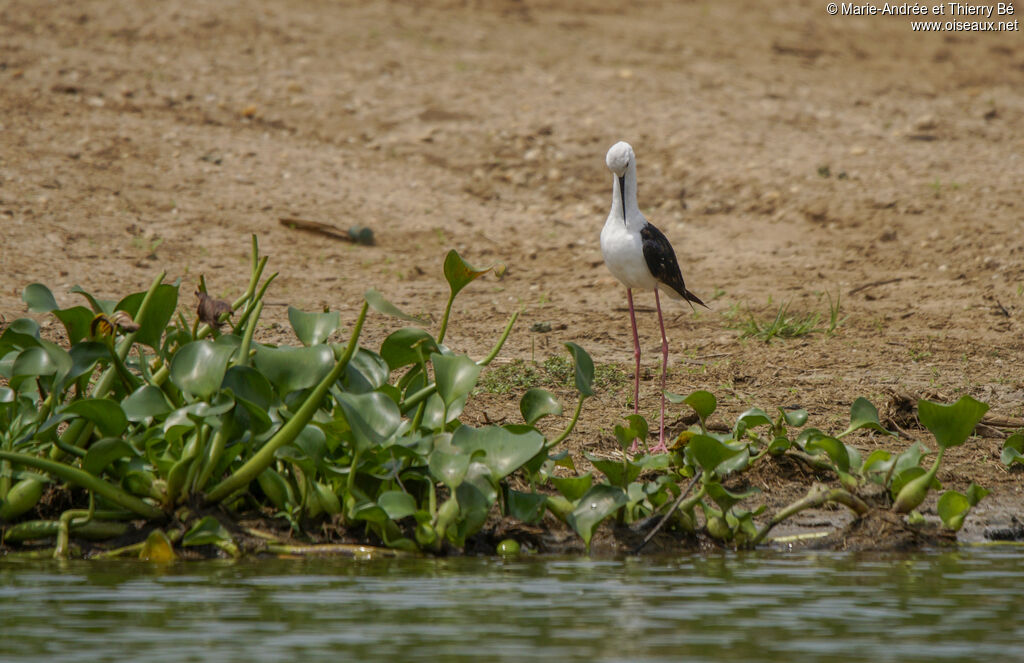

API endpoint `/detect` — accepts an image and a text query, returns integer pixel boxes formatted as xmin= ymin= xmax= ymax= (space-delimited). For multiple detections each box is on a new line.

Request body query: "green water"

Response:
xmin=1 ymin=548 xmax=1022 ymax=662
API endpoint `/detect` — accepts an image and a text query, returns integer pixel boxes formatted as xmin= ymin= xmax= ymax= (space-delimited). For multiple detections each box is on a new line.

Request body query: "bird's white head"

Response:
xmin=605 ymin=141 xmax=635 ymax=177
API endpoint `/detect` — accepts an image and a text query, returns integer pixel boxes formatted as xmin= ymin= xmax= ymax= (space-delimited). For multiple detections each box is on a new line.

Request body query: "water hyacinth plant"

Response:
xmin=0 ymin=239 xmax=597 ymax=556
xmin=0 ymin=237 xmax=996 ymax=557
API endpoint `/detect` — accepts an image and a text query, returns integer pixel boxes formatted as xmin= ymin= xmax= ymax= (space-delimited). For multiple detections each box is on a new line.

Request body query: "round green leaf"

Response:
xmin=122 ymin=385 xmax=173 ymax=422
xmin=171 ymin=340 xmax=237 ymax=399
xmin=429 ymin=449 xmax=471 ymax=489
xmin=804 ymin=434 xmax=851 ymax=473
xmin=566 ymin=484 xmax=627 ymax=548
xmin=22 ymin=283 xmax=59 ymax=313
xmin=364 ymin=289 xmax=428 ymax=323
xmin=507 ymin=489 xmax=547 ymax=524
xmin=452 ymin=425 xmax=544 ymax=480
xmin=840 ymin=397 xmax=894 ymax=437
xmin=781 ymin=407 xmax=808 ymax=427
xmin=221 ymin=365 xmax=274 ymax=409
xmin=443 ymin=249 xmax=491 ymax=298
xmin=937 ymin=490 xmax=970 ymax=531
xmin=343 ymin=348 xmax=389 ymax=394
xmin=687 ymin=434 xmax=743 ymax=474
xmin=287 ymin=306 xmax=341 ymax=346
xmin=182 ymin=516 xmax=234 ymax=547
xmin=82 ymin=437 xmax=135 ymax=476
xmin=551 ymin=473 xmax=593 ymax=501
xmin=918 ymin=396 xmax=990 ymax=449
xmin=336 ymin=391 xmax=401 ymax=452
xmin=253 ymin=344 xmax=333 ymax=397
xmin=667 ymin=389 xmax=717 ymax=421
xmin=63 ymin=398 xmax=127 ymax=437
xmin=564 ymin=342 xmax=594 ymax=398
xmin=1001 ymin=433 xmax=1024 ymax=467
xmin=52 ymin=306 xmax=95 ymax=345
xmin=519 ymin=388 xmax=562 ymax=425
xmin=378 ymin=490 xmax=417 ymax=520
xmin=116 ymin=283 xmax=179 ymax=350
xmin=380 ymin=328 xmax=439 ymax=371
xmin=432 ymin=353 xmax=481 ymax=409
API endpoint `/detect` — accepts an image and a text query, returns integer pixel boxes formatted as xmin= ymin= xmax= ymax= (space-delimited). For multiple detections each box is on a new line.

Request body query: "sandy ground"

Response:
xmin=1 ymin=0 xmax=1022 ymax=545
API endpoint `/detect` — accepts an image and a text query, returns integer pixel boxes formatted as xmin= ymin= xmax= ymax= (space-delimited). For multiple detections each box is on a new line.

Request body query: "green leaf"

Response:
xmin=182 ymin=516 xmax=234 ymax=548
xmin=519 ymin=388 xmax=562 ymax=425
xmin=1001 ymin=433 xmax=1024 ymax=466
xmin=378 ymin=490 xmax=418 ymax=520
xmin=780 ymin=407 xmax=808 ymax=427
xmin=452 ymin=425 xmax=545 ymax=481
xmin=804 ymin=434 xmax=851 ymax=473
xmin=585 ymin=455 xmax=631 ymax=488
xmin=287 ymin=306 xmax=341 ymax=346
xmin=380 ymin=328 xmax=439 ymax=371
xmin=364 ymin=289 xmax=428 ymax=323
xmin=705 ymin=482 xmax=760 ymax=512
xmin=221 ymin=366 xmax=274 ymax=409
xmin=551 ymin=473 xmax=593 ymax=501
xmin=432 ymin=353 xmax=481 ymax=409
xmin=82 ymin=438 xmax=135 ymax=476
xmin=52 ymin=306 xmax=95 ymax=345
xmin=336 ymin=391 xmax=401 ymax=452
xmin=965 ymin=482 xmax=989 ymax=507
xmin=122 ymin=385 xmax=173 ymax=422
xmin=343 ymin=348 xmax=389 ymax=394
xmin=839 ymin=397 xmax=894 ymax=437
xmin=861 ymin=449 xmax=893 ymax=476
xmin=734 ymin=407 xmax=772 ymax=437
xmin=170 ymin=340 xmax=237 ymax=399
xmin=666 ymin=390 xmax=717 ymax=422
xmin=508 ymin=489 xmax=547 ymax=524
xmin=22 ymin=283 xmax=59 ymax=313
xmin=767 ymin=437 xmax=791 ymax=455
xmin=451 ymin=462 xmax=498 ymax=544
xmin=70 ymin=285 xmax=115 ymax=315
xmin=253 ymin=344 xmax=334 ymax=397
xmin=612 ymin=414 xmax=648 ymax=452
xmin=937 ymin=490 xmax=971 ymax=531
xmin=443 ymin=249 xmax=491 ymax=298
xmin=566 ymin=484 xmax=627 ymax=549
xmin=687 ymin=434 xmax=742 ymax=474
xmin=890 ymin=466 xmax=941 ymax=499
xmin=116 ymin=283 xmax=179 ymax=350
xmin=564 ymin=342 xmax=594 ymax=398
xmin=429 ymin=449 xmax=471 ymax=489
xmin=62 ymin=398 xmax=128 ymax=437
xmin=918 ymin=396 xmax=989 ymax=449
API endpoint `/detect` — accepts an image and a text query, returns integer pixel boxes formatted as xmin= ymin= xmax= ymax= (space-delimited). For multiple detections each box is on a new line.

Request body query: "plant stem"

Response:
xmin=204 ymin=302 xmax=368 ymax=504
xmin=437 ymin=292 xmax=456 ymax=345
xmin=0 ymin=450 xmax=164 ymax=519
xmin=476 ymin=311 xmax=519 ymax=367
xmin=548 ymin=394 xmax=585 ymax=447
xmin=749 ymin=483 xmax=868 ymax=547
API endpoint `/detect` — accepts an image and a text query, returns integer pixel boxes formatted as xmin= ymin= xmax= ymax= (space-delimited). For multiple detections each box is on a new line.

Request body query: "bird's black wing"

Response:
xmin=640 ymin=222 xmax=708 ymax=309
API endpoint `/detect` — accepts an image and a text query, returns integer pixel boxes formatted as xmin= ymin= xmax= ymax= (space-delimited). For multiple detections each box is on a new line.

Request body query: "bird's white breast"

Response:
xmin=600 ymin=215 xmax=658 ymax=291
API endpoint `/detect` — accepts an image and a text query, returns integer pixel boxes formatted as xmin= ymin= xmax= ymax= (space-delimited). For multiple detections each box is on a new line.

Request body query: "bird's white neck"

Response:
xmin=610 ymin=160 xmax=643 ymax=230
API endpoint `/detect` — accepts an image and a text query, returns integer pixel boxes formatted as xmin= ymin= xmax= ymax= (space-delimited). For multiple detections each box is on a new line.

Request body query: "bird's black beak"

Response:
xmin=619 ymin=174 xmax=626 ymax=222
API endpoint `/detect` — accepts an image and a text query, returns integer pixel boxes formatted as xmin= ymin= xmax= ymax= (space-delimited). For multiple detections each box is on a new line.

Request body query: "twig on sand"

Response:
xmin=848 ymin=277 xmax=902 ymax=296
xmin=279 ymin=217 xmax=375 ymax=245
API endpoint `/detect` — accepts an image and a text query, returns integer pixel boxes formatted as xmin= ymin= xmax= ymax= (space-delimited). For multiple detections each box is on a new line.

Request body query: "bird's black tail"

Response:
xmin=682 ymin=288 xmax=710 ymax=312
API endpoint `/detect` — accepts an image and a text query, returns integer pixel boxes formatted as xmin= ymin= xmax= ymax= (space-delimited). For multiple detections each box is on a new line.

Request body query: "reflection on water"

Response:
xmin=2 ymin=548 xmax=1022 ymax=662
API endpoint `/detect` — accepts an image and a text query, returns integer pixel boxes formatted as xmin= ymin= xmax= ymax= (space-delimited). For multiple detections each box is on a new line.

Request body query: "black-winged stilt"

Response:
xmin=600 ymin=141 xmax=707 ymax=454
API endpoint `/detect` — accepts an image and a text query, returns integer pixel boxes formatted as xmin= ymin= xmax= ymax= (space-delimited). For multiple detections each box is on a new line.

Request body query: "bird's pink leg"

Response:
xmin=626 ymin=288 xmax=642 ymax=454
xmin=651 ymin=289 xmax=670 ymax=454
